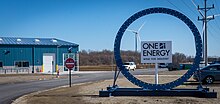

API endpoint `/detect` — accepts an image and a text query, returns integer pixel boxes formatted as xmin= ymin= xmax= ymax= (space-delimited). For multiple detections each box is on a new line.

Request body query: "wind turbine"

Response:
xmin=127 ymin=22 xmax=145 ymax=52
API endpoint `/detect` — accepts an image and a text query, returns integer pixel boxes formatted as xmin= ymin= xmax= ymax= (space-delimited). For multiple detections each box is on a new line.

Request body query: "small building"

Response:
xmin=0 ymin=37 xmax=79 ymax=74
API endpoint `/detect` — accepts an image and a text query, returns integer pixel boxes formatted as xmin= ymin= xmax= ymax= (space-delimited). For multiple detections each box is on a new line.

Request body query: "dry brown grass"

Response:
xmin=0 ymin=74 xmax=68 ymax=85
xmin=14 ymin=70 xmax=220 ymax=104
xmin=79 ymin=64 xmax=155 ymax=71
xmin=79 ymin=65 xmax=115 ymax=71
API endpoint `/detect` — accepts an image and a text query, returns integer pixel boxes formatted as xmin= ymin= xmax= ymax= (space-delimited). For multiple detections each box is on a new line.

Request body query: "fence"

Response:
xmin=0 ymin=67 xmax=30 ymax=74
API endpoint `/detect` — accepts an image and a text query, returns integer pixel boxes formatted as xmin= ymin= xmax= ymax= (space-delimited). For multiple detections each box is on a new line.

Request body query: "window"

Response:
xmin=23 ymin=62 xmax=29 ymax=67
xmin=15 ymin=61 xmax=29 ymax=67
xmin=0 ymin=62 xmax=2 ymax=67
xmin=216 ymin=66 xmax=220 ymax=70
xmin=209 ymin=66 xmax=217 ymax=71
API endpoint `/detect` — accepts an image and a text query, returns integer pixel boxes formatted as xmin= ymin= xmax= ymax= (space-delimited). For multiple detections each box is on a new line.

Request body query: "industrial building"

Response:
xmin=0 ymin=37 xmax=79 ymax=74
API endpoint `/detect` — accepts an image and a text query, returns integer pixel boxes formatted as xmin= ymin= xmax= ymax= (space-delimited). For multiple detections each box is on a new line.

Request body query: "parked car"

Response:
xmin=193 ymin=64 xmax=220 ymax=84
xmin=167 ymin=63 xmax=179 ymax=71
xmin=158 ymin=63 xmax=168 ymax=68
xmin=123 ymin=62 xmax=136 ymax=71
xmin=199 ymin=61 xmax=210 ymax=68
xmin=209 ymin=61 xmax=220 ymax=65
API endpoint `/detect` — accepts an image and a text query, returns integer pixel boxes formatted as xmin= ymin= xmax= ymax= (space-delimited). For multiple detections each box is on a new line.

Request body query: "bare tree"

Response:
xmin=79 ymin=50 xmax=219 ymax=66
xmin=79 ymin=50 xmax=141 ymax=66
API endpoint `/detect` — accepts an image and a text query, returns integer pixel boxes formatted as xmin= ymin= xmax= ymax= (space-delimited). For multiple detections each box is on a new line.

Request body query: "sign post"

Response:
xmin=141 ymin=41 xmax=172 ymax=84
xmin=155 ymin=63 xmax=158 ymax=84
xmin=65 ymin=58 xmax=75 ymax=87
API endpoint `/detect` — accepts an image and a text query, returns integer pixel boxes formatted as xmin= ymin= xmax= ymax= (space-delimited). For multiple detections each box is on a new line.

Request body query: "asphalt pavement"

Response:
xmin=0 ymin=68 xmax=167 ymax=104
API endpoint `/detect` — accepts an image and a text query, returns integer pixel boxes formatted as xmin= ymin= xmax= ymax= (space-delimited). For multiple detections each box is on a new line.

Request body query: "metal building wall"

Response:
xmin=0 ymin=45 xmax=79 ymax=73
xmin=0 ymin=45 xmax=32 ymax=66
xmin=34 ymin=45 xmax=78 ymax=65
xmin=34 ymin=46 xmax=56 ymax=65
xmin=0 ymin=45 xmax=78 ymax=65
xmin=57 ymin=46 xmax=79 ymax=65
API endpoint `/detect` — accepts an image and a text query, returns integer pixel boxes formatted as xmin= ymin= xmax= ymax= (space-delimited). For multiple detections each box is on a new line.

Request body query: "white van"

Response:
xmin=123 ymin=62 xmax=136 ymax=71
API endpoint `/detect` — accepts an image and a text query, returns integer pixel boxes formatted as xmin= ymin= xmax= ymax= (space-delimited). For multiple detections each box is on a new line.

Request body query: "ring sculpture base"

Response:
xmin=99 ymin=86 xmax=217 ymax=98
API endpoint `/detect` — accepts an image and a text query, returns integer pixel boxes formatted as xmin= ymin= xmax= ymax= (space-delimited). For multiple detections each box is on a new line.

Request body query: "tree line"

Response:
xmin=79 ymin=50 xmax=220 ymax=66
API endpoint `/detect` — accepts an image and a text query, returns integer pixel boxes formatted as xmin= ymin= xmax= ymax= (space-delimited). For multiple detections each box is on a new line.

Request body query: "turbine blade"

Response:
xmin=127 ymin=29 xmax=138 ymax=34
xmin=127 ymin=29 xmax=137 ymax=32
xmin=138 ymin=22 xmax=146 ymax=32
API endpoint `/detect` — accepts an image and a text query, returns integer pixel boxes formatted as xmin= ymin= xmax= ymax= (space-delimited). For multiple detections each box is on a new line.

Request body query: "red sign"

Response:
xmin=65 ymin=58 xmax=75 ymax=69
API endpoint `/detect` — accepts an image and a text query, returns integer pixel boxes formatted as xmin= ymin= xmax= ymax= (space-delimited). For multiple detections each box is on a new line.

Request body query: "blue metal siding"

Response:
xmin=0 ymin=37 xmax=79 ymax=73
xmin=57 ymin=46 xmax=78 ymax=65
xmin=34 ymin=46 xmax=56 ymax=65
xmin=34 ymin=45 xmax=78 ymax=65
xmin=0 ymin=45 xmax=32 ymax=66
xmin=57 ymin=47 xmax=66 ymax=65
xmin=0 ymin=45 xmax=78 ymax=66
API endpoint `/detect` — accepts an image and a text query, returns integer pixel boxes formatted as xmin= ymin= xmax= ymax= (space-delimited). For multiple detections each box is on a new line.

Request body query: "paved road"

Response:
xmin=0 ymin=68 xmax=167 ymax=104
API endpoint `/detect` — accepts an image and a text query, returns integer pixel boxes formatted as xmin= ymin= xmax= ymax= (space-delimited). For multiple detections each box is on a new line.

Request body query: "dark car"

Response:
xmin=193 ymin=64 xmax=220 ymax=84
xmin=209 ymin=61 xmax=220 ymax=65
xmin=167 ymin=63 xmax=179 ymax=71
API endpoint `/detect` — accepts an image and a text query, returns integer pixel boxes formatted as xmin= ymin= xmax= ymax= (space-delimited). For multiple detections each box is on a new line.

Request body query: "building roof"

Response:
xmin=0 ymin=37 xmax=79 ymax=46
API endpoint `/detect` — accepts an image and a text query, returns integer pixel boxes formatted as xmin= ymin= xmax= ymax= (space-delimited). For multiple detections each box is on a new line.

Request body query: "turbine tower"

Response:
xmin=127 ymin=22 xmax=145 ymax=52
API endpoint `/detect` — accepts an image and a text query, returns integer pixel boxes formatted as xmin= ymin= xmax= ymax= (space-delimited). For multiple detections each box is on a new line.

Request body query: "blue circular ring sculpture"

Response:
xmin=114 ymin=7 xmax=202 ymax=90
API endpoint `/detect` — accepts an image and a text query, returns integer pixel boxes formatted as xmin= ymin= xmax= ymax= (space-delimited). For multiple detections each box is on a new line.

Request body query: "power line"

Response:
xmin=214 ymin=0 xmax=220 ymax=14
xmin=210 ymin=0 xmax=215 ymax=5
xmin=166 ymin=0 xmax=202 ymax=27
xmin=208 ymin=1 xmax=220 ymax=39
xmin=208 ymin=29 xmax=220 ymax=42
xmin=211 ymin=15 xmax=220 ymax=32
xmin=166 ymin=0 xmax=182 ymax=12
xmin=209 ymin=10 xmax=220 ymax=32
xmin=207 ymin=3 xmax=220 ymax=42
xmin=200 ymin=0 xmax=205 ymax=5
xmin=213 ymin=0 xmax=220 ymax=31
xmin=191 ymin=0 xmax=204 ymax=17
xmin=191 ymin=0 xmax=220 ymax=33
xmin=182 ymin=0 xmax=200 ymax=17
xmin=209 ymin=23 xmax=220 ymax=34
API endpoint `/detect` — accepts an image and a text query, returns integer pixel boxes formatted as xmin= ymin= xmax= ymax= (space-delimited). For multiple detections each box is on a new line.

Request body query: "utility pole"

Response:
xmin=198 ymin=0 xmax=214 ymax=66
